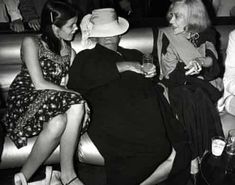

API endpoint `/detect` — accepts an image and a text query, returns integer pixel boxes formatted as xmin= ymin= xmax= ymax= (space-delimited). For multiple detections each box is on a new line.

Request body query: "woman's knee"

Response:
xmin=68 ymin=103 xmax=85 ymax=115
xmin=45 ymin=114 xmax=67 ymax=138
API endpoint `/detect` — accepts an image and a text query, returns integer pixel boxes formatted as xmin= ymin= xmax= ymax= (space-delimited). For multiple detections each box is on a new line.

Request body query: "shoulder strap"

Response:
xmin=160 ymin=27 xmax=203 ymax=65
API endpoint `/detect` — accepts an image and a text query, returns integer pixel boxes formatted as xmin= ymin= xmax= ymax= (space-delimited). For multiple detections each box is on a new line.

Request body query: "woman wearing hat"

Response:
xmin=68 ymin=8 xmax=191 ymax=185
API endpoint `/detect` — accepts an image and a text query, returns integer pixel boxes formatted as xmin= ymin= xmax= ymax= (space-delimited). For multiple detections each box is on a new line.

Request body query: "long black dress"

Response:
xmin=68 ymin=44 xmax=191 ymax=185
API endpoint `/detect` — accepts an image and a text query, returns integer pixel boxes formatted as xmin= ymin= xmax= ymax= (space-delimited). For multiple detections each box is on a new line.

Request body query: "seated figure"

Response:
xmin=218 ymin=30 xmax=235 ymax=115
xmin=154 ymin=0 xmax=224 ymax=177
xmin=68 ymin=8 xmax=191 ymax=185
xmin=2 ymin=1 xmax=89 ymax=185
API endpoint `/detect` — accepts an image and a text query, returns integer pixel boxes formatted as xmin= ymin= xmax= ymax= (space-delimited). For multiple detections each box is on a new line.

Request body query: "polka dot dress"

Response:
xmin=2 ymin=38 xmax=89 ymax=148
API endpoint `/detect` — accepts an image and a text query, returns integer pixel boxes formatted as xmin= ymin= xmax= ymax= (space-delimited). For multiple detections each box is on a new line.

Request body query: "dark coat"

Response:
xmin=68 ymin=44 xmax=191 ymax=185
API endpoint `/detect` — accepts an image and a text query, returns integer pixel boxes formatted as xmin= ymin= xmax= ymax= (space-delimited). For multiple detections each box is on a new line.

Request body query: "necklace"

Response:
xmin=116 ymin=51 xmax=122 ymax=56
xmin=189 ymin=32 xmax=200 ymax=47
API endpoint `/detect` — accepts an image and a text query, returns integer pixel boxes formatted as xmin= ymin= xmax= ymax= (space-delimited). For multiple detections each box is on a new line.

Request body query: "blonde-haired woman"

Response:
xmin=155 ymin=0 xmax=223 ymax=181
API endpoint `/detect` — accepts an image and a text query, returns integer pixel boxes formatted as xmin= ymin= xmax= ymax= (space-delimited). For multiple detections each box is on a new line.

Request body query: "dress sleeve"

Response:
xmin=68 ymin=49 xmax=120 ymax=93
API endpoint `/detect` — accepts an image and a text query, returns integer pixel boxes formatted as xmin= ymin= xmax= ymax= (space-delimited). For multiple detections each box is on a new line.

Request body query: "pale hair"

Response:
xmin=79 ymin=14 xmax=96 ymax=49
xmin=167 ymin=0 xmax=211 ymax=33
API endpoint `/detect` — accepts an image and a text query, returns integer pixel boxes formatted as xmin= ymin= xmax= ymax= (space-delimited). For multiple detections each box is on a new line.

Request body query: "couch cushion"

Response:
xmin=0 ymin=136 xmax=60 ymax=169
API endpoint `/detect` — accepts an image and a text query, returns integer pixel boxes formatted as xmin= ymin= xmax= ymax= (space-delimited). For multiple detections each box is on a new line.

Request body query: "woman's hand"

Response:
xmin=28 ymin=18 xmax=41 ymax=31
xmin=185 ymin=56 xmax=213 ymax=76
xmin=184 ymin=60 xmax=202 ymax=76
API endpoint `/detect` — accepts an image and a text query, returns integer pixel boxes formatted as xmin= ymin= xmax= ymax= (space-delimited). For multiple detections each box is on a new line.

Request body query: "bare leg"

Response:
xmin=21 ymin=114 xmax=67 ymax=180
xmin=60 ymin=104 xmax=84 ymax=185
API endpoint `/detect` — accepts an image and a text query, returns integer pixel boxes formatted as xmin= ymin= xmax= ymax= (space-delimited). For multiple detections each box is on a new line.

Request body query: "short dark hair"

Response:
xmin=41 ymin=0 xmax=82 ymax=54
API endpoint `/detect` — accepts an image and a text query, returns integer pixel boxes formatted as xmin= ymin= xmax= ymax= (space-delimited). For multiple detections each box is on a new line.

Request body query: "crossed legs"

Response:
xmin=19 ymin=103 xmax=84 ymax=185
xmin=60 ymin=104 xmax=84 ymax=185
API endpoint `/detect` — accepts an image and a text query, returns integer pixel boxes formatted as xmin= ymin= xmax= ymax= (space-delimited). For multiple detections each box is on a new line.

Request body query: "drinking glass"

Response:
xmin=211 ymin=136 xmax=226 ymax=157
xmin=226 ymin=129 xmax=235 ymax=156
xmin=142 ymin=53 xmax=154 ymax=74
xmin=225 ymin=129 xmax=235 ymax=175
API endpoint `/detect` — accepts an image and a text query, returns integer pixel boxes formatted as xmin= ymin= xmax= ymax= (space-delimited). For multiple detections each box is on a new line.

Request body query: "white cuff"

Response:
xmin=8 ymin=10 xmax=22 ymax=21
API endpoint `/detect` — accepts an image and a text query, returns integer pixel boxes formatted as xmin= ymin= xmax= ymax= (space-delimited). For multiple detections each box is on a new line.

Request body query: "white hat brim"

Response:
xmin=89 ymin=17 xmax=129 ymax=38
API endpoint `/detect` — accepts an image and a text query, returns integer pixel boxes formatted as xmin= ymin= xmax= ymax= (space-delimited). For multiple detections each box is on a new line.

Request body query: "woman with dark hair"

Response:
xmin=2 ymin=1 xmax=89 ymax=185
xmin=154 ymin=0 xmax=223 ymax=179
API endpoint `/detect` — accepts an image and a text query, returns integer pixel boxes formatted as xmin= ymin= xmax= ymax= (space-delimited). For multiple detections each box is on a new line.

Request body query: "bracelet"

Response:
xmin=195 ymin=58 xmax=204 ymax=66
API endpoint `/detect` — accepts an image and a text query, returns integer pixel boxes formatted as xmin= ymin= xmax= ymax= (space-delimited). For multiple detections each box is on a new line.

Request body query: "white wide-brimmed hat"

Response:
xmin=80 ymin=8 xmax=129 ymax=38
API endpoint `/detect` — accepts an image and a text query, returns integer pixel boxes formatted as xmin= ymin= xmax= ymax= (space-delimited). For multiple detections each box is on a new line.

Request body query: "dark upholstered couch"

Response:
xmin=1 ymin=25 xmax=235 ymax=169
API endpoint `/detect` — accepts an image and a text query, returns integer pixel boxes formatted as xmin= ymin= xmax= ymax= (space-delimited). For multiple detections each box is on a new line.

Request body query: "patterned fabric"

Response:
xmin=2 ymin=37 xmax=89 ymax=148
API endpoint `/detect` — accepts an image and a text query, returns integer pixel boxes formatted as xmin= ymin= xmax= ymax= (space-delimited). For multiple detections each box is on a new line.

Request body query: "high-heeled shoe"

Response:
xmin=14 ymin=172 xmax=27 ymax=185
xmin=14 ymin=166 xmax=53 ymax=185
xmin=61 ymin=177 xmax=78 ymax=185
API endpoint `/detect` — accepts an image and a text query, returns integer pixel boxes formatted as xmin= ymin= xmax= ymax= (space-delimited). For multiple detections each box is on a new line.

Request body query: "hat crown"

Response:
xmin=91 ymin=8 xmax=118 ymax=25
xmin=80 ymin=8 xmax=129 ymax=38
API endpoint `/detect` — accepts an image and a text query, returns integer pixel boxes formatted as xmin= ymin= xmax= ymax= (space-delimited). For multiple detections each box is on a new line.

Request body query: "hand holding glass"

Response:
xmin=142 ymin=53 xmax=155 ymax=77
xmin=225 ymin=129 xmax=235 ymax=175
xmin=226 ymin=129 xmax=235 ymax=155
